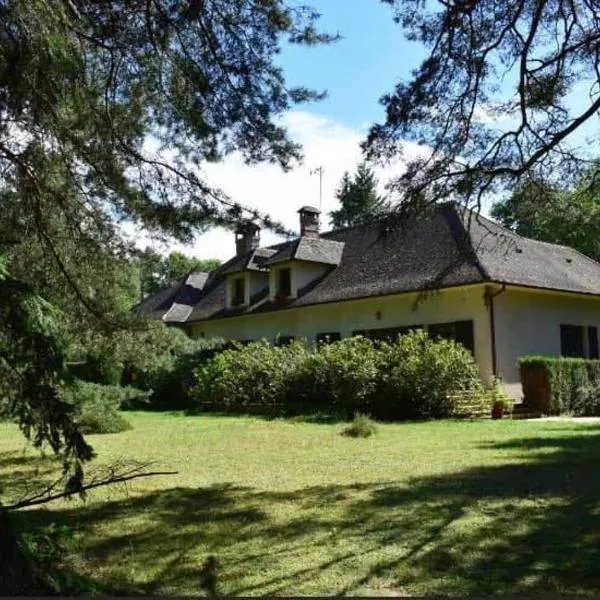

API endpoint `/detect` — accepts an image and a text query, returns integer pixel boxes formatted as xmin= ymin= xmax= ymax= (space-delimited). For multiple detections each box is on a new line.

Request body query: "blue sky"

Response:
xmin=279 ymin=0 xmax=426 ymax=129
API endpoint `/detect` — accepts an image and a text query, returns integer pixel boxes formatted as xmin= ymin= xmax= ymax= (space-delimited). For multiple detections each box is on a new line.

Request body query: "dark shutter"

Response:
xmin=278 ymin=269 xmax=291 ymax=297
xmin=455 ymin=320 xmax=475 ymax=356
xmin=560 ymin=324 xmax=585 ymax=357
xmin=588 ymin=326 xmax=599 ymax=359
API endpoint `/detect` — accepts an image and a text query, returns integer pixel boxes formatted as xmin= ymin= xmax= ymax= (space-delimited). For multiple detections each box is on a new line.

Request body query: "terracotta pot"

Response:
xmin=491 ymin=401 xmax=504 ymax=420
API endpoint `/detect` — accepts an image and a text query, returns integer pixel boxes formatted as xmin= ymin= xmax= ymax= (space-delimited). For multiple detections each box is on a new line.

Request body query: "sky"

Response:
xmin=137 ymin=0 xmax=429 ymax=261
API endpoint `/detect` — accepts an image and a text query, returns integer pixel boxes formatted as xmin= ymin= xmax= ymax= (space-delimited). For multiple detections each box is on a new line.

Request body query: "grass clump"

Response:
xmin=341 ymin=412 xmax=378 ymax=438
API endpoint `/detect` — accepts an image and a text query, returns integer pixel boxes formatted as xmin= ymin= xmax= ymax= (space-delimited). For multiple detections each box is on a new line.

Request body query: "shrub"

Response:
xmin=341 ymin=412 xmax=378 ymax=438
xmin=374 ymin=330 xmax=484 ymax=420
xmin=60 ymin=381 xmax=143 ymax=434
xmin=125 ymin=334 xmax=231 ymax=408
xmin=291 ymin=336 xmax=380 ymax=414
xmin=520 ymin=356 xmax=600 ymax=415
xmin=192 ymin=339 xmax=309 ymax=412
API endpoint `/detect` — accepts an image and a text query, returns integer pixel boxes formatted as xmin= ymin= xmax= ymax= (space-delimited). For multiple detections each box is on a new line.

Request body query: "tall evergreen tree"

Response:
xmin=0 ymin=0 xmax=334 ymax=521
xmin=329 ymin=162 xmax=388 ymax=229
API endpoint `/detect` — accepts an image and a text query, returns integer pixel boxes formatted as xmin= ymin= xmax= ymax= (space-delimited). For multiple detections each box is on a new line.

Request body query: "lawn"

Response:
xmin=2 ymin=412 xmax=600 ymax=596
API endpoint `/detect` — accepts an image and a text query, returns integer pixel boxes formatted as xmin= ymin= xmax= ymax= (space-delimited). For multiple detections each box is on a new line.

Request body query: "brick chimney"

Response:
xmin=235 ymin=222 xmax=260 ymax=256
xmin=298 ymin=206 xmax=320 ymax=238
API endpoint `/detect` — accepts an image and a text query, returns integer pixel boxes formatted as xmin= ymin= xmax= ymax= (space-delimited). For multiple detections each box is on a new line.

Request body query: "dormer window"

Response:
xmin=278 ymin=268 xmax=291 ymax=298
xmin=232 ymin=277 xmax=245 ymax=306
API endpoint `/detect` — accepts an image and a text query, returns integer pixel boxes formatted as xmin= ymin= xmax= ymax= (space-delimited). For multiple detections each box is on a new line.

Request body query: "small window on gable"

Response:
xmin=232 ymin=277 xmax=245 ymax=306
xmin=316 ymin=332 xmax=341 ymax=347
xmin=560 ymin=324 xmax=585 ymax=357
xmin=278 ymin=268 xmax=291 ymax=298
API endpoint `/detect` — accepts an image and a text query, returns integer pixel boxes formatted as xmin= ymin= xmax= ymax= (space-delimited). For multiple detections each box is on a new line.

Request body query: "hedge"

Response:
xmin=520 ymin=356 xmax=600 ymax=415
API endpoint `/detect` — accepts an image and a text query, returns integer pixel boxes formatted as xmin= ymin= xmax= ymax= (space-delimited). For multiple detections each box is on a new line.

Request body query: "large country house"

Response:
xmin=134 ymin=203 xmax=600 ymax=398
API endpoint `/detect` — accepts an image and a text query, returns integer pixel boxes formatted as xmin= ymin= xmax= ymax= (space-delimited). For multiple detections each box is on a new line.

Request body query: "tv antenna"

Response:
xmin=310 ymin=166 xmax=324 ymax=210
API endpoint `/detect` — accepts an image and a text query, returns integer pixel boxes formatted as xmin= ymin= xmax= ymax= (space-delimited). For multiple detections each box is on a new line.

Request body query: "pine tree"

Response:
xmin=329 ymin=163 xmax=388 ymax=229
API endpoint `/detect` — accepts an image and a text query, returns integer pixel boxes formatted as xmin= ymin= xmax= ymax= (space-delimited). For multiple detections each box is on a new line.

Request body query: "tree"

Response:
xmin=368 ymin=0 xmax=600 ymax=213
xmin=491 ymin=171 xmax=600 ymax=261
xmin=329 ymin=162 xmax=388 ymax=228
xmin=0 ymin=0 xmax=334 ymax=525
xmin=137 ymin=249 xmax=222 ymax=298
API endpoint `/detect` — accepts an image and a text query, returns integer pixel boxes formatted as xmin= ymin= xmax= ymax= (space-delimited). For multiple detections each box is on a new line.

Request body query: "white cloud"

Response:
xmin=133 ymin=110 xmax=424 ymax=261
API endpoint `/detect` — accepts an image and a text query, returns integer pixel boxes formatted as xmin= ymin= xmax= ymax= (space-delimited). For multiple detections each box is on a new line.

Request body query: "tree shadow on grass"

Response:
xmin=11 ymin=425 xmax=600 ymax=596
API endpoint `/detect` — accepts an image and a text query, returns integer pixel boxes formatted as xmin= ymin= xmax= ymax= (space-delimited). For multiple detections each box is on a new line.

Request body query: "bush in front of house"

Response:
xmin=60 ymin=381 xmax=145 ymax=434
xmin=520 ymin=356 xmax=600 ymax=415
xmin=291 ymin=336 xmax=380 ymax=414
xmin=191 ymin=330 xmax=486 ymax=420
xmin=192 ymin=339 xmax=309 ymax=413
xmin=374 ymin=329 xmax=485 ymax=420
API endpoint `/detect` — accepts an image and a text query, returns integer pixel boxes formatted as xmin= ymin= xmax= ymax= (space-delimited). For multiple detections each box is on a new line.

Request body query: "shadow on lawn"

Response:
xmin=10 ymin=424 xmax=600 ymax=596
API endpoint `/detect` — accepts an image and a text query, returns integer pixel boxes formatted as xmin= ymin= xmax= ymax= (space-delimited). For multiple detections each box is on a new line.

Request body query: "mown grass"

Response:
xmin=2 ymin=412 xmax=600 ymax=596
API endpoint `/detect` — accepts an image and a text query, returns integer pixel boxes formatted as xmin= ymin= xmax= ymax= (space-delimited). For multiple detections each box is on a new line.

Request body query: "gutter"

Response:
xmin=485 ymin=283 xmax=507 ymax=377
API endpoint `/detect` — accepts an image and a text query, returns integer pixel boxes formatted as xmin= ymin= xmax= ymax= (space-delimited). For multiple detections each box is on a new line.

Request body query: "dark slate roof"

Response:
xmin=134 ymin=204 xmax=600 ymax=324
xmin=266 ymin=237 xmax=345 ymax=266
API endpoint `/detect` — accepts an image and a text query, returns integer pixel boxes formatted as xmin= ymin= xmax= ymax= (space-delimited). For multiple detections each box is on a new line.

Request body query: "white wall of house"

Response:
xmin=191 ymin=283 xmax=496 ymax=386
xmin=494 ymin=287 xmax=600 ymax=397
xmin=268 ymin=260 xmax=330 ymax=300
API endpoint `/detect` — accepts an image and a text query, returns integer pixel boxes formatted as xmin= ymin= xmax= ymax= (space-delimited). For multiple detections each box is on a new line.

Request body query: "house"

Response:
xmin=133 ymin=203 xmax=600 ymax=399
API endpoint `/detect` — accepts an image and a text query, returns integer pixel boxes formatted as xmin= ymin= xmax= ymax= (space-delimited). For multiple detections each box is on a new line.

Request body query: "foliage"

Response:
xmin=329 ymin=162 xmax=388 ymax=229
xmin=127 ymin=334 xmax=232 ymax=409
xmin=491 ymin=171 xmax=600 ymax=261
xmin=368 ymin=0 xmax=600 ymax=214
xmin=192 ymin=340 xmax=309 ymax=412
xmin=375 ymin=330 xmax=484 ymax=420
xmin=191 ymin=331 xmax=483 ymax=420
xmin=341 ymin=412 xmax=378 ymax=438
xmin=0 ymin=256 xmax=92 ymax=482
xmin=136 ymin=248 xmax=222 ymax=299
xmin=292 ymin=336 xmax=380 ymax=413
xmin=60 ymin=381 xmax=140 ymax=435
xmin=520 ymin=356 xmax=600 ymax=416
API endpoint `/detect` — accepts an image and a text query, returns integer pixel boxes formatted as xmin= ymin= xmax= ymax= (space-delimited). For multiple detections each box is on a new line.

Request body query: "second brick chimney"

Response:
xmin=235 ymin=222 xmax=260 ymax=256
xmin=298 ymin=206 xmax=320 ymax=238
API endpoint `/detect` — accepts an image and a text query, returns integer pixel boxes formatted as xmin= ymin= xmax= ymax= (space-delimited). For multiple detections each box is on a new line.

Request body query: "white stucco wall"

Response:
xmin=191 ymin=284 xmax=495 ymax=385
xmin=493 ymin=287 xmax=600 ymax=397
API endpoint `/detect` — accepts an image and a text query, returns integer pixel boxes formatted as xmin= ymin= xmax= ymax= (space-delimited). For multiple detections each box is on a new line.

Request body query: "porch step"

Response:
xmin=510 ymin=403 xmax=542 ymax=420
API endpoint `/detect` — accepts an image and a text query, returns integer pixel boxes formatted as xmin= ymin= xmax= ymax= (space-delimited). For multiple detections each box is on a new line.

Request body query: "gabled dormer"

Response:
xmin=266 ymin=207 xmax=345 ymax=301
xmin=221 ymin=222 xmax=274 ymax=309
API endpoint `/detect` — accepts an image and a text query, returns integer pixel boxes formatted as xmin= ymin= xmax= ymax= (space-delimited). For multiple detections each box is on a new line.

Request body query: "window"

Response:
xmin=278 ymin=268 xmax=291 ymax=298
xmin=232 ymin=277 xmax=245 ymax=306
xmin=560 ymin=324 xmax=598 ymax=358
xmin=560 ymin=324 xmax=585 ymax=357
xmin=274 ymin=335 xmax=295 ymax=347
xmin=316 ymin=332 xmax=341 ymax=347
xmin=428 ymin=320 xmax=475 ymax=355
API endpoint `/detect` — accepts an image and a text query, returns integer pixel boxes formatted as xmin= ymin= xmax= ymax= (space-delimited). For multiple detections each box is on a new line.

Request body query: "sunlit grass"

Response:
xmin=2 ymin=412 xmax=600 ymax=596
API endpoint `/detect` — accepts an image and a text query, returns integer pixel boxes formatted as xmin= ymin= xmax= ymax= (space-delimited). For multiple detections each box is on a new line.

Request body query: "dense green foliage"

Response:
xmin=491 ymin=172 xmax=600 ymax=261
xmin=60 ymin=381 xmax=140 ymax=435
xmin=375 ymin=330 xmax=485 ymax=420
xmin=192 ymin=332 xmax=485 ymax=419
xmin=520 ymin=356 xmax=600 ymax=416
xmin=329 ymin=162 xmax=388 ymax=229
xmin=0 ymin=0 xmax=333 ymax=508
xmin=136 ymin=249 xmax=222 ymax=299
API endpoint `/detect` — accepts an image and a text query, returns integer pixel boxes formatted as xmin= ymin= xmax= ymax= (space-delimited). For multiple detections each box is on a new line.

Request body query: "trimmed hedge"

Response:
xmin=520 ymin=356 xmax=600 ymax=415
xmin=191 ymin=331 xmax=487 ymax=420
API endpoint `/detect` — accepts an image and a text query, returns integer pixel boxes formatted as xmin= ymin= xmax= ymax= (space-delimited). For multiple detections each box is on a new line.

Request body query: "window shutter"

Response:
xmin=588 ymin=326 xmax=599 ymax=359
xmin=454 ymin=320 xmax=475 ymax=355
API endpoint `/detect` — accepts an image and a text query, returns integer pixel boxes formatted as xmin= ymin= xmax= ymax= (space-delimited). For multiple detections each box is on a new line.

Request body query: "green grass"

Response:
xmin=2 ymin=412 xmax=600 ymax=596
